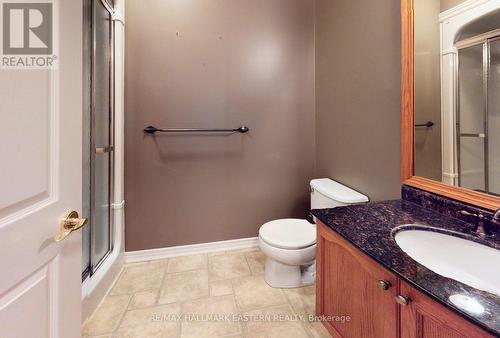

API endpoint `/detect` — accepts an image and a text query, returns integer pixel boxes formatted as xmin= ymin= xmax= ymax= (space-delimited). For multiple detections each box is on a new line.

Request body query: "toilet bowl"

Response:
xmin=259 ymin=178 xmax=368 ymax=288
xmin=259 ymin=219 xmax=316 ymax=288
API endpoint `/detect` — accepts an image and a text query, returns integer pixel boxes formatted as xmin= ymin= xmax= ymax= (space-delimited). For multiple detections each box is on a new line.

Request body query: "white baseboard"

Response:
xmin=124 ymin=237 xmax=259 ymax=264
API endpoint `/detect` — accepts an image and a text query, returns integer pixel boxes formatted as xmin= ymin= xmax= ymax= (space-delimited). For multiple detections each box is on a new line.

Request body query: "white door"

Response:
xmin=0 ymin=0 xmax=83 ymax=337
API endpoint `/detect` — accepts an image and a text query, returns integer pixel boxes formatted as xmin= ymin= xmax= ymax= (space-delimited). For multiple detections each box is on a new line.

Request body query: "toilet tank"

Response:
xmin=310 ymin=178 xmax=369 ymax=209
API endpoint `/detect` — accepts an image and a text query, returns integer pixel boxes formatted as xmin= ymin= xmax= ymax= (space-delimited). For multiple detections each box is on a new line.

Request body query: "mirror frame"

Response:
xmin=401 ymin=0 xmax=500 ymax=211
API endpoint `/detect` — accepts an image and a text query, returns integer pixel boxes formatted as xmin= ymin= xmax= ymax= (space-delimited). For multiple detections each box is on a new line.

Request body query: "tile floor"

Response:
xmin=82 ymin=248 xmax=331 ymax=338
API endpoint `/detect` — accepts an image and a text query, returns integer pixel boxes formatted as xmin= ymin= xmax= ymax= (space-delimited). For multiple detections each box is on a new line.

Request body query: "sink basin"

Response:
xmin=394 ymin=227 xmax=500 ymax=296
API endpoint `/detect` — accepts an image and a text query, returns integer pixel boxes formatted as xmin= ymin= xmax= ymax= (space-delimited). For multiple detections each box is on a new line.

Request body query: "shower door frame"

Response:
xmin=455 ymin=32 xmax=500 ymax=195
xmin=82 ymin=0 xmax=115 ymax=281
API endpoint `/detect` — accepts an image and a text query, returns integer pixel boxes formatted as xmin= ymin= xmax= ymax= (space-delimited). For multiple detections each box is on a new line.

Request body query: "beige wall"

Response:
xmin=441 ymin=0 xmax=467 ymax=12
xmin=125 ymin=0 xmax=315 ymax=251
xmin=314 ymin=0 xmax=402 ymax=201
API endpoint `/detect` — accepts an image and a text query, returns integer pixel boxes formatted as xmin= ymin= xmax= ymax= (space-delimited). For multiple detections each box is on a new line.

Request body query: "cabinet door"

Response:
xmin=316 ymin=221 xmax=399 ymax=338
xmin=399 ymin=281 xmax=493 ymax=338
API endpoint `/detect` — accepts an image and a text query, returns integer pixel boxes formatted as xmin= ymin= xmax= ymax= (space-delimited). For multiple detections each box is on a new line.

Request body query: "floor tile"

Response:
xmin=304 ymin=321 xmax=332 ymax=338
xmin=82 ymin=294 xmax=130 ymax=336
xmin=114 ymin=323 xmax=179 ymax=338
xmin=167 ymin=254 xmax=207 ymax=273
xmin=225 ymin=247 xmax=259 ymax=255
xmin=243 ymin=304 xmax=309 ymax=338
xmin=208 ymin=253 xmax=251 ymax=281
xmin=111 ymin=261 xmax=166 ymax=295
xmin=180 ymin=295 xmax=241 ymax=338
xmin=232 ymin=275 xmax=287 ymax=311
xmin=283 ymin=285 xmax=316 ymax=318
xmin=85 ymin=250 xmax=322 ymax=338
xmin=210 ymin=280 xmax=233 ymax=297
xmin=115 ymin=303 xmax=181 ymax=338
xmin=158 ymin=270 xmax=209 ymax=304
xmin=129 ymin=290 xmax=159 ymax=310
xmin=245 ymin=250 xmax=266 ymax=275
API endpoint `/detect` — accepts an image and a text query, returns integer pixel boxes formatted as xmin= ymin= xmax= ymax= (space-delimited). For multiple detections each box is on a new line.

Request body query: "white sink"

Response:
xmin=394 ymin=228 xmax=500 ymax=296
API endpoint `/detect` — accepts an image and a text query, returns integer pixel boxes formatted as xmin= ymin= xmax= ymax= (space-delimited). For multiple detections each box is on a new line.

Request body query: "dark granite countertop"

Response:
xmin=312 ymin=199 xmax=500 ymax=336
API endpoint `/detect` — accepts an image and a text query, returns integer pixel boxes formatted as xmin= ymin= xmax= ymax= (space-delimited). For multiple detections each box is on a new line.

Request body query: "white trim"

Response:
xmin=124 ymin=237 xmax=259 ymax=264
xmin=111 ymin=0 xmax=125 ymax=25
xmin=112 ymin=17 xmax=126 ymax=26
xmin=111 ymin=200 xmax=125 ymax=209
xmin=439 ymin=0 xmax=490 ymax=21
xmin=441 ymin=48 xmax=458 ymax=55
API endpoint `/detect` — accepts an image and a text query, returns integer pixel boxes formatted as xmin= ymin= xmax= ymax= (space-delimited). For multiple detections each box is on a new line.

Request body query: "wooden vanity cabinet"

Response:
xmin=316 ymin=221 xmax=494 ymax=338
xmin=399 ymin=281 xmax=492 ymax=338
xmin=316 ymin=221 xmax=399 ymax=338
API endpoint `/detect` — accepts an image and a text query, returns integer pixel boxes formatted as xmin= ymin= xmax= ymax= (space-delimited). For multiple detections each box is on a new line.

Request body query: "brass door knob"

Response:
xmin=395 ymin=295 xmax=411 ymax=306
xmin=377 ymin=280 xmax=391 ymax=290
xmin=54 ymin=211 xmax=87 ymax=242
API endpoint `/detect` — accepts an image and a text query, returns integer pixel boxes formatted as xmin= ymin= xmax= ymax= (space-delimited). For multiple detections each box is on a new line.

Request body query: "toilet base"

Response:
xmin=264 ymin=258 xmax=315 ymax=288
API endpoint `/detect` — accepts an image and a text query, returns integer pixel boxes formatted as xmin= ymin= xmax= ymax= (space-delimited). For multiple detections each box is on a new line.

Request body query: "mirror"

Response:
xmin=413 ymin=0 xmax=500 ymax=197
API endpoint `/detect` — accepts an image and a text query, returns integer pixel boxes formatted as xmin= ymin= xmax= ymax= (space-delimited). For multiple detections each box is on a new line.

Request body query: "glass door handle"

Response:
xmin=95 ymin=146 xmax=114 ymax=153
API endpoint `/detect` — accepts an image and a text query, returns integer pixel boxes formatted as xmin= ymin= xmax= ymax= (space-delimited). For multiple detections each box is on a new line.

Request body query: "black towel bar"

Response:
xmin=415 ymin=121 xmax=434 ymax=128
xmin=144 ymin=126 xmax=250 ymax=134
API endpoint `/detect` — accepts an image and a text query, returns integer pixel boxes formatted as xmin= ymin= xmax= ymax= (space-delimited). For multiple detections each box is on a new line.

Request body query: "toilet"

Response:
xmin=259 ymin=178 xmax=368 ymax=288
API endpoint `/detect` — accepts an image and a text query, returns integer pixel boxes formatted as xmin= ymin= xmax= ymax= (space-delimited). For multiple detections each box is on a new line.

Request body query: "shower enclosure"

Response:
xmin=82 ymin=0 xmax=115 ymax=280
xmin=457 ymin=35 xmax=500 ymax=196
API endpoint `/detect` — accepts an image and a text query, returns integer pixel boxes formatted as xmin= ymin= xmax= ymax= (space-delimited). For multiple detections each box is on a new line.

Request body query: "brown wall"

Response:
xmin=125 ymin=0 xmax=315 ymax=250
xmin=414 ymin=0 xmax=442 ymax=181
xmin=314 ymin=0 xmax=402 ymax=201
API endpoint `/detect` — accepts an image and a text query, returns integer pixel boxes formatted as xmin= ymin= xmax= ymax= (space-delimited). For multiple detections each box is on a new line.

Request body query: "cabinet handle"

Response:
xmin=377 ymin=280 xmax=391 ymax=290
xmin=395 ymin=295 xmax=411 ymax=306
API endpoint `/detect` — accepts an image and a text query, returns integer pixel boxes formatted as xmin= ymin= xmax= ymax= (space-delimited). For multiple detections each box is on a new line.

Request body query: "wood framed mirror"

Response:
xmin=401 ymin=0 xmax=500 ymax=211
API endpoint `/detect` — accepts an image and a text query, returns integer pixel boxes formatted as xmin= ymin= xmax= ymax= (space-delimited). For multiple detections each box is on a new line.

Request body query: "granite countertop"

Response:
xmin=312 ymin=199 xmax=500 ymax=336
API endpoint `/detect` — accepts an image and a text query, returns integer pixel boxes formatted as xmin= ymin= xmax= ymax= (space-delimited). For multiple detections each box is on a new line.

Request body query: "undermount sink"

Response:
xmin=394 ymin=227 xmax=500 ymax=296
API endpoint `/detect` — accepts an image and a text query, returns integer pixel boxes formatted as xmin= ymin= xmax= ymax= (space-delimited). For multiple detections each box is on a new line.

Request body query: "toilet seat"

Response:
xmin=259 ymin=218 xmax=316 ymax=250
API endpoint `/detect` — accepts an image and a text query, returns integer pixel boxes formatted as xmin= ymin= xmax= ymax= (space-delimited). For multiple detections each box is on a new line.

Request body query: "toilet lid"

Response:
xmin=259 ymin=219 xmax=316 ymax=250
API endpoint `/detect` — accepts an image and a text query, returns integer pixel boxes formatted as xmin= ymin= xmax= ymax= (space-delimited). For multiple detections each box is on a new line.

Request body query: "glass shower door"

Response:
xmin=457 ymin=44 xmax=486 ymax=192
xmin=488 ymin=38 xmax=500 ymax=195
xmin=457 ymin=37 xmax=500 ymax=196
xmin=82 ymin=0 xmax=114 ymax=280
xmin=91 ymin=0 xmax=114 ymax=268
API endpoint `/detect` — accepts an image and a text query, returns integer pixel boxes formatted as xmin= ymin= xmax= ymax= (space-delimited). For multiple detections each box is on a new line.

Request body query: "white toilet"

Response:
xmin=259 ymin=178 xmax=368 ymax=288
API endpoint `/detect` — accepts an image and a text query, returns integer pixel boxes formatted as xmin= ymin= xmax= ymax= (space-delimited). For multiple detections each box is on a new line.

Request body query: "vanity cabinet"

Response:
xmin=316 ymin=221 xmax=399 ymax=338
xmin=399 ymin=281 xmax=492 ymax=338
xmin=316 ymin=221 xmax=493 ymax=338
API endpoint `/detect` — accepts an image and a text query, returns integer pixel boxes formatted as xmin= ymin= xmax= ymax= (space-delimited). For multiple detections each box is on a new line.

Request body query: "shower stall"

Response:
xmin=456 ymin=34 xmax=500 ymax=196
xmin=82 ymin=0 xmax=115 ymax=280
